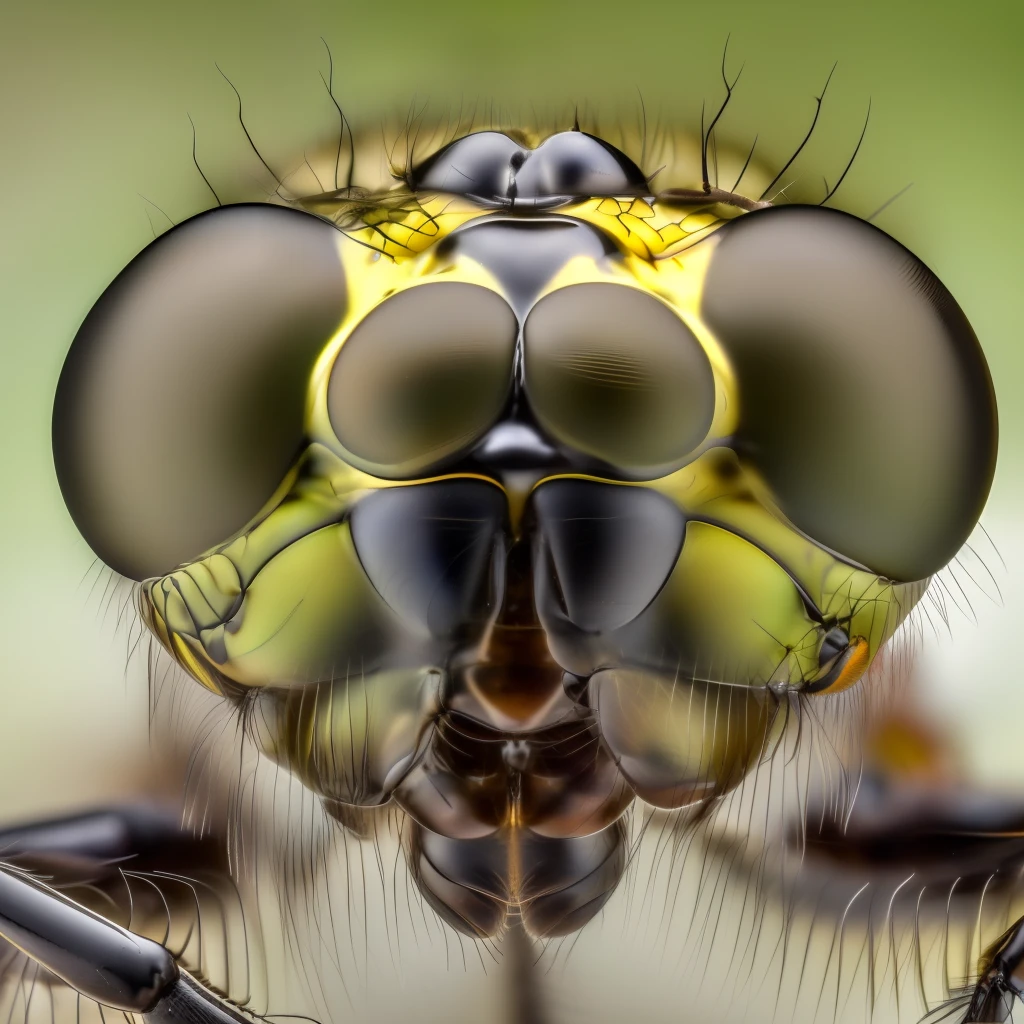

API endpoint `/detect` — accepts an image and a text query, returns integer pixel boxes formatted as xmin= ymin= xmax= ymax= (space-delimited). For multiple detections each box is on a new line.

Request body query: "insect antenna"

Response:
xmin=301 ymin=154 xmax=325 ymax=193
xmin=867 ymin=180 xmax=914 ymax=222
xmin=188 ymin=113 xmax=223 ymax=207
xmin=701 ymin=35 xmax=743 ymax=195
xmin=635 ymin=88 xmax=649 ymax=173
xmin=318 ymin=38 xmax=354 ymax=192
xmin=819 ymin=99 xmax=872 ymax=206
xmin=730 ymin=133 xmax=759 ymax=192
xmin=759 ymin=61 xmax=837 ymax=202
xmin=138 ymin=194 xmax=176 ymax=237
xmin=216 ymin=65 xmax=290 ymax=201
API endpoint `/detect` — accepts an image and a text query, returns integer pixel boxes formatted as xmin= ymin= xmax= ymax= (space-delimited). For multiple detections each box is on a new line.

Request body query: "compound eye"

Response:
xmin=53 ymin=204 xmax=348 ymax=582
xmin=700 ymin=205 xmax=997 ymax=582
xmin=411 ymin=131 xmax=524 ymax=199
xmin=513 ymin=132 xmax=648 ymax=198
xmin=522 ymin=283 xmax=716 ymax=473
xmin=327 ymin=282 xmax=517 ymax=477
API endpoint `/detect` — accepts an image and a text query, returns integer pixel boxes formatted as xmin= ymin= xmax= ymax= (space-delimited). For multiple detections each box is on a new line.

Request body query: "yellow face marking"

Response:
xmin=343 ymin=195 xmax=490 ymax=258
xmin=136 ymin=183 xmax=925 ymax=707
xmin=564 ymin=196 xmax=743 ymax=260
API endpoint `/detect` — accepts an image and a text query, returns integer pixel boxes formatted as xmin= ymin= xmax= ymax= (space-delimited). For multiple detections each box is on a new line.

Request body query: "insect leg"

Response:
xmin=0 ymin=866 xmax=286 ymax=1024
xmin=144 ymin=970 xmax=266 ymax=1024
xmin=0 ymin=864 xmax=176 ymax=1010
xmin=961 ymin=914 xmax=1024 ymax=1023
xmin=0 ymin=806 xmax=215 ymax=877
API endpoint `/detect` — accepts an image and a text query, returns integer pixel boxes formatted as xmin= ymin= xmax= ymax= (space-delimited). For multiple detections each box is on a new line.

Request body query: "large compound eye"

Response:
xmin=522 ymin=283 xmax=716 ymax=473
xmin=53 ymin=205 xmax=348 ymax=582
xmin=700 ymin=206 xmax=997 ymax=582
xmin=327 ymin=282 xmax=517 ymax=477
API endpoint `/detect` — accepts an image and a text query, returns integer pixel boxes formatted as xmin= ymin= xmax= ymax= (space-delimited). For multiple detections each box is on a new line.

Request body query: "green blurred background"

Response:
xmin=0 ymin=1 xmax=1021 ymax=1017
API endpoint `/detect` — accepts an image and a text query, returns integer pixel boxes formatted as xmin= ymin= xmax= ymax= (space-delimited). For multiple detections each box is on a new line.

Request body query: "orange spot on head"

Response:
xmin=822 ymin=635 xmax=871 ymax=694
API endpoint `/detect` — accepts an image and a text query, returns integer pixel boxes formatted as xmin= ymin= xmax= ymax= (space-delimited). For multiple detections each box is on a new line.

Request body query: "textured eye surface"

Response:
xmin=701 ymin=205 xmax=997 ymax=582
xmin=327 ymin=282 xmax=517 ymax=477
xmin=523 ymin=283 xmax=716 ymax=472
xmin=53 ymin=204 xmax=347 ymax=581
